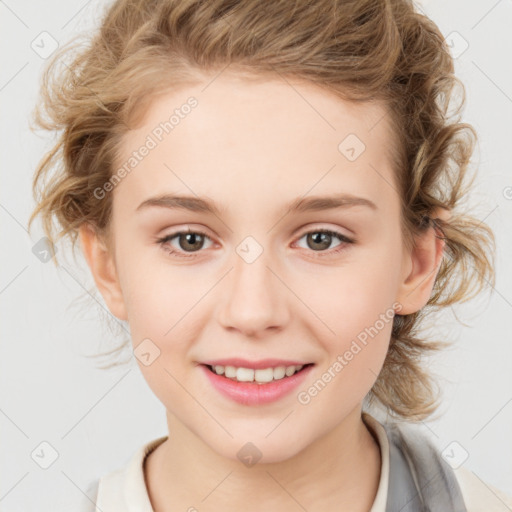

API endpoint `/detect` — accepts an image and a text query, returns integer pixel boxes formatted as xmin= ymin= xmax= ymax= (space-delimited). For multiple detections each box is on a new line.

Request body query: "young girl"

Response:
xmin=29 ymin=0 xmax=511 ymax=510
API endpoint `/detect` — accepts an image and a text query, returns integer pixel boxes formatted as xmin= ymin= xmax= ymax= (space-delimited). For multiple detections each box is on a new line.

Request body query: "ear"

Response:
xmin=79 ymin=223 xmax=128 ymax=321
xmin=395 ymin=207 xmax=450 ymax=315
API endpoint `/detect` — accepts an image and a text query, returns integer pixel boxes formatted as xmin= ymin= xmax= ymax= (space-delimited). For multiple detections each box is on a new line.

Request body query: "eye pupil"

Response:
xmin=308 ymin=232 xmax=332 ymax=251
xmin=180 ymin=232 xmax=204 ymax=252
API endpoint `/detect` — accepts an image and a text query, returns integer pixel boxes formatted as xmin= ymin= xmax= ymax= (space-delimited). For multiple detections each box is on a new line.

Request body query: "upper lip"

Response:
xmin=201 ymin=358 xmax=313 ymax=370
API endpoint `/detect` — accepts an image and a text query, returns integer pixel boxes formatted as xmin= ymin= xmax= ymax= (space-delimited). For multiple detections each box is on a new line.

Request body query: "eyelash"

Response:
xmin=156 ymin=227 xmax=355 ymax=259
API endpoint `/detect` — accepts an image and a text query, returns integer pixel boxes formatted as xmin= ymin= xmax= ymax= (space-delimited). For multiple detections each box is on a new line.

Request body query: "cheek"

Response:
xmin=293 ymin=242 xmax=401 ymax=333
xmin=293 ymin=244 xmax=398 ymax=393
xmin=116 ymin=244 xmax=203 ymax=336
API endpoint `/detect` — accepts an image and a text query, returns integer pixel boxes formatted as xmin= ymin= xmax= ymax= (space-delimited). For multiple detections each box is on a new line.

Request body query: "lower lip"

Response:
xmin=200 ymin=364 xmax=314 ymax=406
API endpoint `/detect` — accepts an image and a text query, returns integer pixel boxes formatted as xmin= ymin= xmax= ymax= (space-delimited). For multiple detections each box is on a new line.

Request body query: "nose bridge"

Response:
xmin=217 ymin=236 xmax=288 ymax=335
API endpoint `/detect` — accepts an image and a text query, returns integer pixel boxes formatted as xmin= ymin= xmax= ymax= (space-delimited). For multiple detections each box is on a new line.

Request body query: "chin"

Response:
xmin=210 ymin=431 xmax=308 ymax=466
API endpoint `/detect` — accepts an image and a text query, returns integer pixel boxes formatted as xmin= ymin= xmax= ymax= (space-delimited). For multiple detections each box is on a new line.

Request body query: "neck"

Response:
xmin=145 ymin=406 xmax=382 ymax=512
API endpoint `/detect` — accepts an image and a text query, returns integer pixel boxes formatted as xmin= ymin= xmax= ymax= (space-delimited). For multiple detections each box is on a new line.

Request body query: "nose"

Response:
xmin=216 ymin=250 xmax=290 ymax=338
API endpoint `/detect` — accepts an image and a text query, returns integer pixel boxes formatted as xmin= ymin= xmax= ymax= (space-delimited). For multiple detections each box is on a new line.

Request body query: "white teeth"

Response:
xmin=224 ymin=366 xmax=236 ymax=378
xmin=236 ymin=367 xmax=254 ymax=382
xmin=285 ymin=366 xmax=296 ymax=377
xmin=273 ymin=366 xmax=286 ymax=380
xmin=254 ymin=368 xmax=274 ymax=383
xmin=211 ymin=364 xmax=307 ymax=383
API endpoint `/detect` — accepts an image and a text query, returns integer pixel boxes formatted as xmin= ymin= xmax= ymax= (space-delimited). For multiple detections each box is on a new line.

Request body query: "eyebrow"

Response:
xmin=136 ymin=193 xmax=378 ymax=216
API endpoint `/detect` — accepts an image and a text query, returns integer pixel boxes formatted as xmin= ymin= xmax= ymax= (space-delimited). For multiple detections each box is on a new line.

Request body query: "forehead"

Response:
xmin=115 ymin=71 xmax=400 ymax=220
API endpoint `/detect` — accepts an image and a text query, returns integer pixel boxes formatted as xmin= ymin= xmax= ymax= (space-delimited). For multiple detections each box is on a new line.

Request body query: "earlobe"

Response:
xmin=78 ymin=223 xmax=128 ymax=321
xmin=396 ymin=208 xmax=449 ymax=315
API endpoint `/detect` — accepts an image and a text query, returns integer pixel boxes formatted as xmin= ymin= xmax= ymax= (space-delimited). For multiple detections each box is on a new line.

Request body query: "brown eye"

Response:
xmin=176 ymin=232 xmax=206 ymax=252
xmin=306 ymin=232 xmax=334 ymax=251
xmin=157 ymin=229 xmax=213 ymax=258
xmin=295 ymin=229 xmax=354 ymax=255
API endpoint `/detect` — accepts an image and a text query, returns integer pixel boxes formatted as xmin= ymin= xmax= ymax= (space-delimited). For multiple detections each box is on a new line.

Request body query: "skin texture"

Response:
xmin=80 ymin=71 xmax=447 ymax=511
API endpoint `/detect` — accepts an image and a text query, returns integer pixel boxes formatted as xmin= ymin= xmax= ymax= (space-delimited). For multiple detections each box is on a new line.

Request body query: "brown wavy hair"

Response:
xmin=28 ymin=0 xmax=496 ymax=421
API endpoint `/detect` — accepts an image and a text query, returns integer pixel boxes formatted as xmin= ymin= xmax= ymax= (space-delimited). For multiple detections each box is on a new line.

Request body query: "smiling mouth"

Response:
xmin=204 ymin=363 xmax=314 ymax=384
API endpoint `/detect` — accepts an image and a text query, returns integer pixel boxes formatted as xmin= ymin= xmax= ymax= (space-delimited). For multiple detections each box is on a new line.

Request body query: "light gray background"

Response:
xmin=1 ymin=0 xmax=511 ymax=510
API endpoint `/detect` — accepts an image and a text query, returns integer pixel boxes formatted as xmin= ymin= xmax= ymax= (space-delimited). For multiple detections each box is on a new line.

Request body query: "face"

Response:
xmin=85 ymin=71 xmax=429 ymax=464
